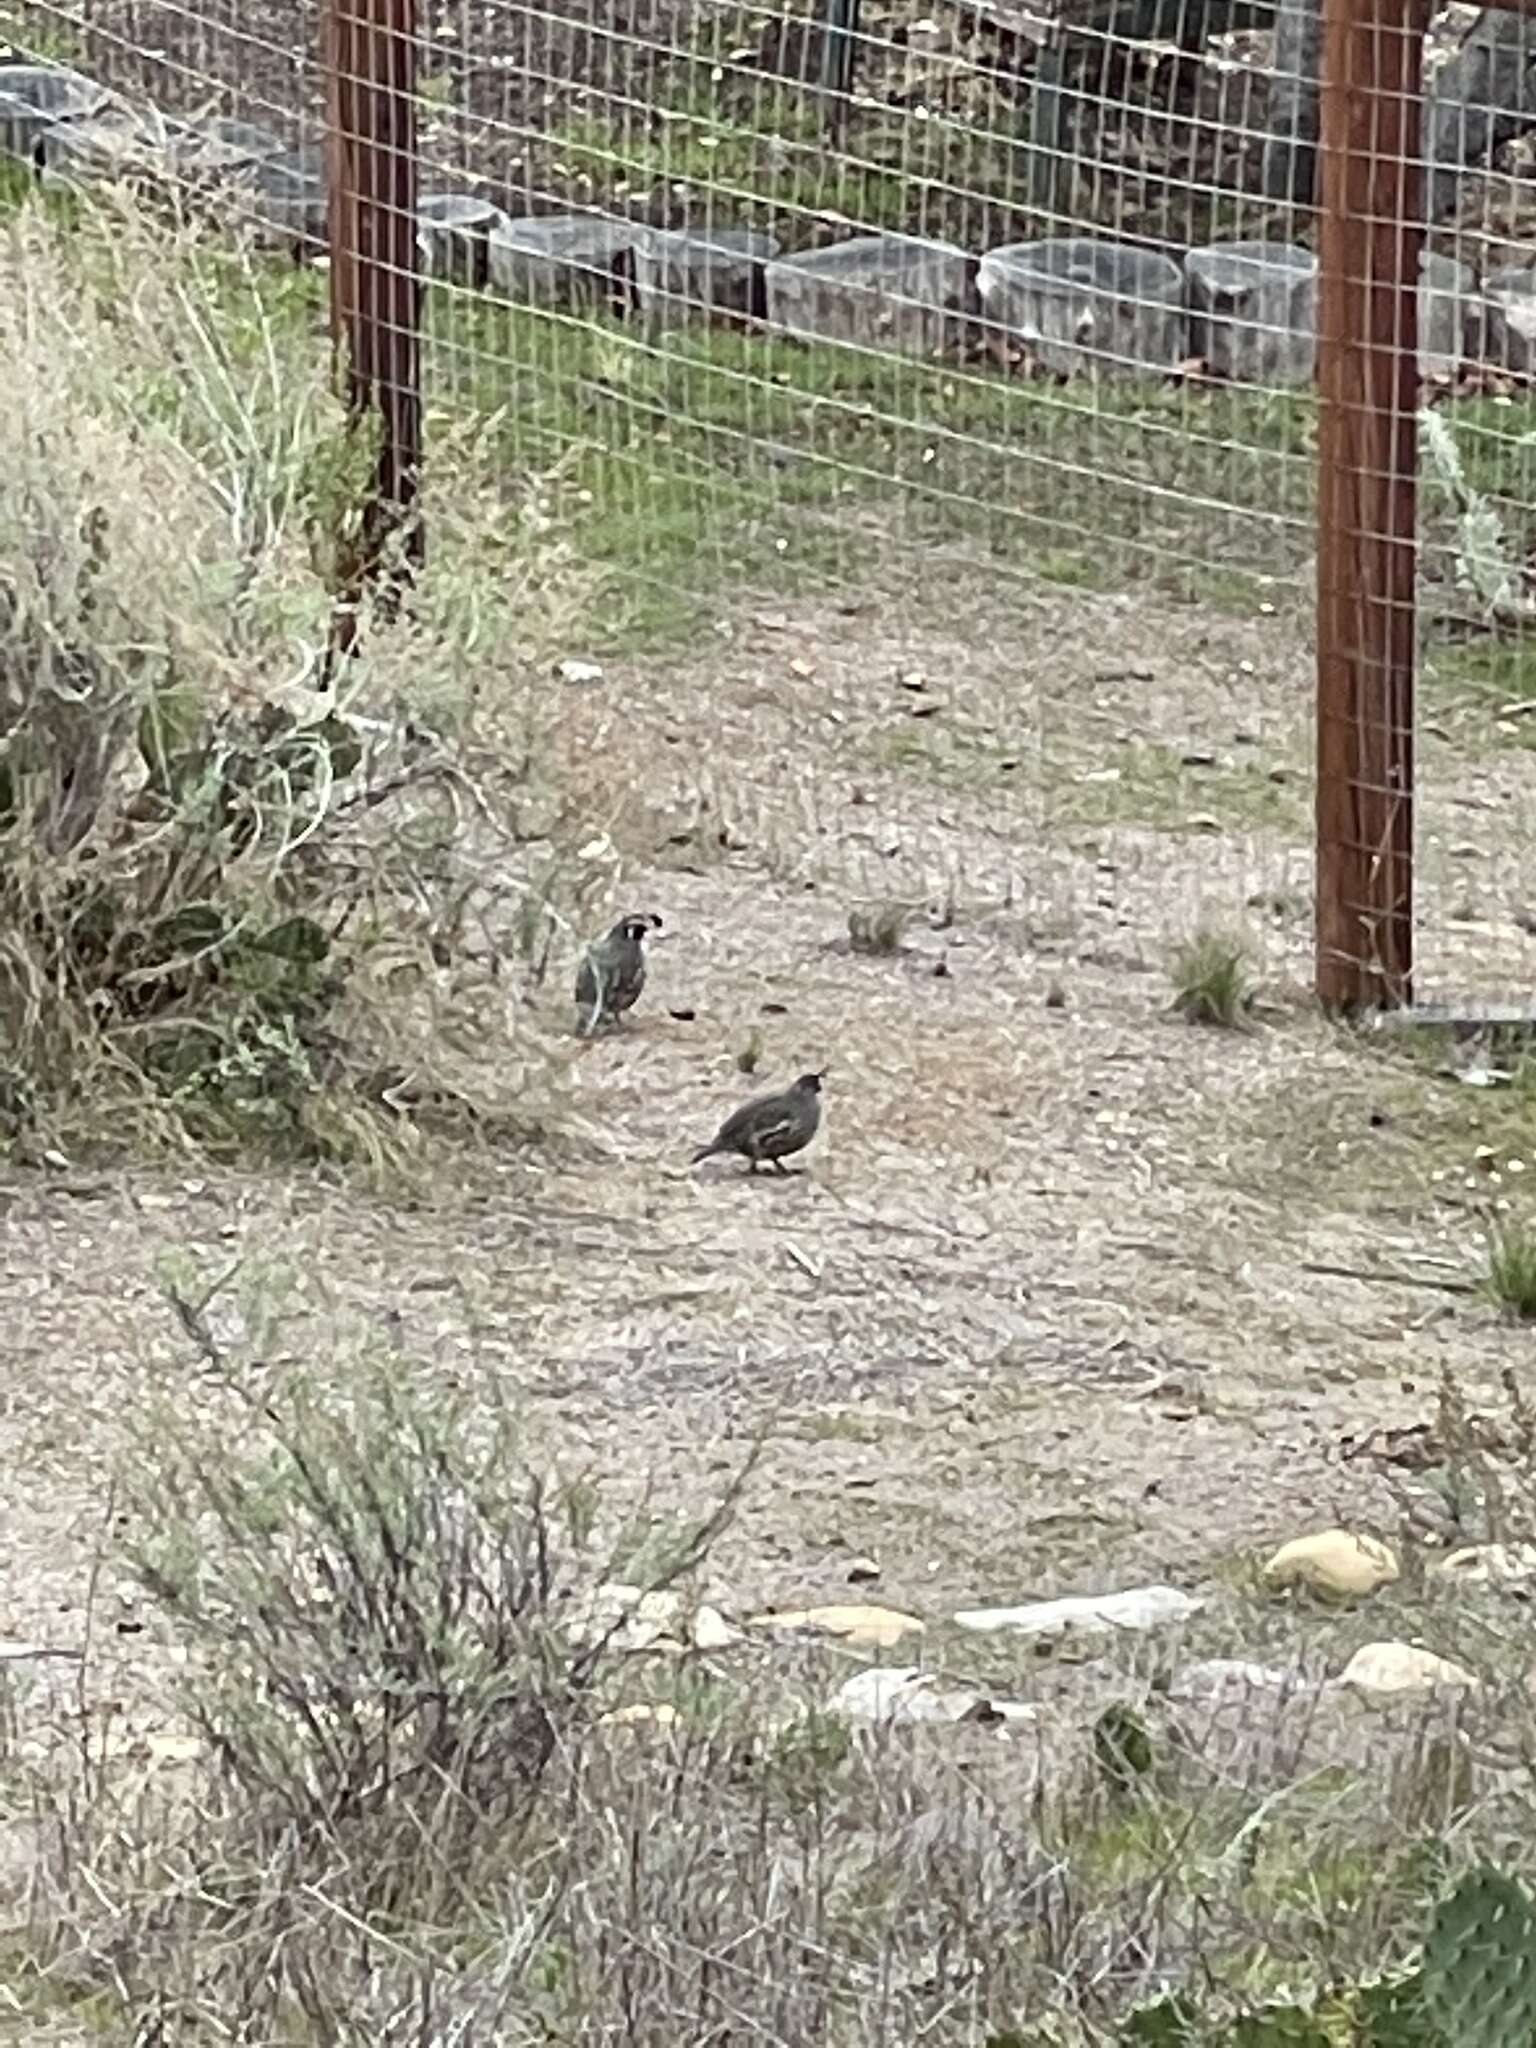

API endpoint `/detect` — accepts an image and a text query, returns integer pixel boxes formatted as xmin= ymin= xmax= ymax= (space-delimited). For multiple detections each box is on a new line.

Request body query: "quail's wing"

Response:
xmin=711 ymin=1087 xmax=785 ymax=1150
xmin=751 ymin=1111 xmax=803 ymax=1154
xmin=612 ymin=946 xmax=645 ymax=1005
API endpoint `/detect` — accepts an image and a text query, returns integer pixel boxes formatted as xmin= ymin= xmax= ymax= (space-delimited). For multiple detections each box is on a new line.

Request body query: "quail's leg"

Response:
xmin=771 ymin=1157 xmax=790 ymax=1176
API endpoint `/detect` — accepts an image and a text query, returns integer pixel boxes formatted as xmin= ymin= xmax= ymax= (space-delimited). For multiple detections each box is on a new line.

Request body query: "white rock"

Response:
xmin=566 ymin=1582 xmax=689 ymax=1653
xmin=953 ymin=1584 xmax=1202 ymax=1640
xmin=1337 ymin=1641 xmax=1477 ymax=1697
xmin=1263 ymin=1530 xmax=1399 ymax=1598
xmin=599 ymin=1702 xmax=680 ymax=1729
xmin=556 ymin=656 xmax=605 ymax=685
xmin=827 ymin=1667 xmax=1036 ymax=1727
xmin=691 ymin=1604 xmax=741 ymax=1651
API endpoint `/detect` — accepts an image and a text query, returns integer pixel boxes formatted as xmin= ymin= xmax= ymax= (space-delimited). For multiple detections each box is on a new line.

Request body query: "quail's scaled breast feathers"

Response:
xmin=692 ymin=1070 xmax=825 ymax=1173
xmin=574 ymin=912 xmax=660 ymax=1035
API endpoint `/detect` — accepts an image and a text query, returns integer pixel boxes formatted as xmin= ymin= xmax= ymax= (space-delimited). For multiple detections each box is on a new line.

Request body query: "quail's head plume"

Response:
xmin=574 ymin=912 xmax=661 ymax=1036
xmin=692 ymin=1070 xmax=824 ymax=1174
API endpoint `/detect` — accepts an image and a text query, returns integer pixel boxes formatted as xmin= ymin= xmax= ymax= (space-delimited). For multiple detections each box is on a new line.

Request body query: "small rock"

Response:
xmin=566 ymin=1582 xmax=727 ymax=1654
xmin=692 ymin=1604 xmax=742 ymax=1650
xmin=1337 ymin=1641 xmax=1477 ymax=1697
xmin=1263 ymin=1529 xmax=1399 ymax=1599
xmin=827 ymin=1666 xmax=1036 ymax=1728
xmin=745 ymin=1603 xmax=925 ymax=1651
xmin=845 ymin=1556 xmax=882 ymax=1584
xmin=1437 ymin=1542 xmax=1536 ymax=1585
xmin=953 ymin=1584 xmax=1203 ymax=1641
xmin=599 ymin=1702 xmax=680 ymax=1729
xmin=556 ymin=656 xmax=605 ymax=685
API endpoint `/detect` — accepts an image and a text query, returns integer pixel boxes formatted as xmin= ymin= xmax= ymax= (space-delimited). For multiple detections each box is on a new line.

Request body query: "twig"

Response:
xmin=1301 ymin=1258 xmax=1478 ymax=1296
xmin=164 ymin=1257 xmax=245 ymax=1366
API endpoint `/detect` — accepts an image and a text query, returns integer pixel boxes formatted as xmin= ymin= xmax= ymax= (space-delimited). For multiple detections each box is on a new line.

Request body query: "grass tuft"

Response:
xmin=1168 ymin=928 xmax=1256 ymax=1028
xmin=848 ymin=900 xmax=914 ymax=956
xmin=1486 ymin=1219 xmax=1536 ymax=1322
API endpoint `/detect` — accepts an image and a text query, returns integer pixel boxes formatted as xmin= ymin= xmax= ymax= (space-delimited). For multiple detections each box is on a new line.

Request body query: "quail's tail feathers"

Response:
xmin=691 ymin=1140 xmax=721 ymax=1165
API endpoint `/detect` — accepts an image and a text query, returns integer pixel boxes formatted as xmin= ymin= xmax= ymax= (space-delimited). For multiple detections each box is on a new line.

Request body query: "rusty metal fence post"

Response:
xmin=324 ymin=0 xmax=424 ymax=669
xmin=1313 ymin=0 xmax=1429 ymax=1010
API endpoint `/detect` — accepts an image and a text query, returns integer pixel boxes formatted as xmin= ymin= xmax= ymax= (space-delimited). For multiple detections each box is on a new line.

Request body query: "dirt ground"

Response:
xmin=4 ymin=570 xmax=1535 ymax=1690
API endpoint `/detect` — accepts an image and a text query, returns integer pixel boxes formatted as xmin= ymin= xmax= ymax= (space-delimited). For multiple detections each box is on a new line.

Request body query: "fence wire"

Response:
xmin=4 ymin=0 xmax=1536 ymax=1004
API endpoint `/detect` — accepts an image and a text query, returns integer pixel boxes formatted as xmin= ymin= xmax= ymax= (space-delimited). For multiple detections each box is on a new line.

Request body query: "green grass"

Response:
xmin=1486 ymin=1217 xmax=1536 ymax=1321
xmin=418 ymin=282 xmax=1327 ymax=646
xmin=1061 ymin=741 xmax=1303 ymax=833
xmin=1168 ymin=928 xmax=1256 ymax=1026
xmin=10 ymin=162 xmax=1535 ymax=663
xmin=1423 ymin=636 xmax=1536 ymax=748
xmin=539 ymin=58 xmax=1037 ymax=252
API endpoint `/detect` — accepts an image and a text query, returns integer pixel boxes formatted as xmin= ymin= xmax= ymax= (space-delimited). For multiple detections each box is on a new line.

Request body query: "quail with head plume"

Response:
xmin=692 ymin=1070 xmax=825 ymax=1173
xmin=574 ymin=912 xmax=660 ymax=1035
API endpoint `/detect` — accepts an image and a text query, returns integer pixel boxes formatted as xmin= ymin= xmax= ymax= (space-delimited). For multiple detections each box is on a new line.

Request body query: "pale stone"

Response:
xmin=953 ymin=1585 xmax=1202 ymax=1640
xmin=1338 ymin=1641 xmax=1477 ymax=1698
xmin=556 ymin=656 xmax=605 ymax=685
xmin=599 ymin=1702 xmax=680 ymax=1728
xmin=828 ymin=1666 xmax=1037 ymax=1727
xmin=745 ymin=1603 xmax=925 ymax=1651
xmin=691 ymin=1604 xmax=741 ymax=1651
xmin=566 ymin=1582 xmax=685 ymax=1652
xmin=1263 ymin=1529 xmax=1399 ymax=1598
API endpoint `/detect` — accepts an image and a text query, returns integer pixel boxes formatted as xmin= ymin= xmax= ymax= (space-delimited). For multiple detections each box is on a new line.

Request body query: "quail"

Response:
xmin=692 ymin=1070 xmax=825 ymax=1174
xmin=574 ymin=913 xmax=660 ymax=1035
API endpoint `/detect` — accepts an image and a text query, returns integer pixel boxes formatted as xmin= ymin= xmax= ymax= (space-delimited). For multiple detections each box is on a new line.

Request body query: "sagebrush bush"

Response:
xmin=0 ymin=194 xmax=605 ymax=1164
xmin=127 ymin=1348 xmax=588 ymax=1871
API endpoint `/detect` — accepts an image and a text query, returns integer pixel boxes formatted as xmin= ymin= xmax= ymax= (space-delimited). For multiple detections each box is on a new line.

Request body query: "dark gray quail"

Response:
xmin=692 ymin=1071 xmax=824 ymax=1174
xmin=574 ymin=913 xmax=660 ymax=1035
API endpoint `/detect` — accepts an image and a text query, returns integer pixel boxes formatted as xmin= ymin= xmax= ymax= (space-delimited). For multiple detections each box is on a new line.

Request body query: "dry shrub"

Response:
xmin=0 ymin=193 xmax=608 ymax=1165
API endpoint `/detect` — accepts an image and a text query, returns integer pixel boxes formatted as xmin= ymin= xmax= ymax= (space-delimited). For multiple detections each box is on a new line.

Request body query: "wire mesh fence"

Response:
xmin=3 ymin=0 xmax=1536 ymax=1008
